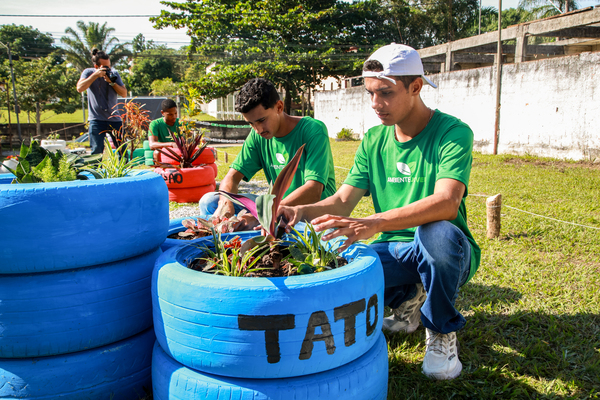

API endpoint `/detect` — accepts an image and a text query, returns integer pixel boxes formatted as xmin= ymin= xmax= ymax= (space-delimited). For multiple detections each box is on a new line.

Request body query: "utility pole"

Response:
xmin=479 ymin=0 xmax=482 ymax=35
xmin=0 ymin=42 xmax=22 ymax=142
xmin=493 ymin=0 xmax=503 ymax=155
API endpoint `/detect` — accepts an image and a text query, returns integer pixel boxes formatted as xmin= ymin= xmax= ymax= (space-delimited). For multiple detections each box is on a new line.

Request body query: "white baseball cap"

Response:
xmin=362 ymin=43 xmax=437 ymax=88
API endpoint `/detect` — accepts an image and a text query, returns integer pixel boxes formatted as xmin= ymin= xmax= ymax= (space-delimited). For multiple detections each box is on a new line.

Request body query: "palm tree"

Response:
xmin=518 ymin=0 xmax=580 ymax=19
xmin=60 ymin=21 xmax=131 ymax=71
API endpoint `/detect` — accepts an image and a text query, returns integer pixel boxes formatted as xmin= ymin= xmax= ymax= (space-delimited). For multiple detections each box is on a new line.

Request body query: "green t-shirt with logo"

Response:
xmin=344 ymin=110 xmax=481 ymax=281
xmin=149 ymin=118 xmax=179 ymax=143
xmin=231 ymin=117 xmax=336 ymax=200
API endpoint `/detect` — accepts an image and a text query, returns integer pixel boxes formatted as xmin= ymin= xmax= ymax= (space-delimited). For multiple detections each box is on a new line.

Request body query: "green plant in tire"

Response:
xmin=5 ymin=140 xmax=102 ymax=183
xmin=196 ymin=234 xmax=272 ymax=277
xmin=217 ymin=144 xmax=306 ymax=270
xmin=156 ymin=90 xmax=209 ymax=169
xmin=285 ymin=223 xmax=342 ymax=274
xmin=81 ymin=138 xmax=143 ymax=179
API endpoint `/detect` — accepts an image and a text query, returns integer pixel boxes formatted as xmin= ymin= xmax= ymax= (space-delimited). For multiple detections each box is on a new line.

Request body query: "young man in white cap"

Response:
xmin=279 ymin=43 xmax=480 ymax=380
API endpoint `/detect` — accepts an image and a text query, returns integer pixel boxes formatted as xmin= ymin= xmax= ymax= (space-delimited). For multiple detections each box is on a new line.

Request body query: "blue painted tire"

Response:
xmin=0 ymin=173 xmax=14 ymax=184
xmin=0 ymin=247 xmax=160 ymax=358
xmin=0 ymin=328 xmax=154 ymax=400
xmin=152 ymin=332 xmax=388 ymax=400
xmin=0 ymin=172 xmax=169 ymax=274
xmin=152 ymin=234 xmax=384 ymax=379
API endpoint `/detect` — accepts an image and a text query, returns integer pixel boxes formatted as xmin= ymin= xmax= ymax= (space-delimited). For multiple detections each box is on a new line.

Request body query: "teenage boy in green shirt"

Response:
xmin=198 ymin=78 xmax=336 ymax=230
xmin=148 ymin=99 xmax=179 ymax=162
xmin=280 ymin=44 xmax=481 ymax=381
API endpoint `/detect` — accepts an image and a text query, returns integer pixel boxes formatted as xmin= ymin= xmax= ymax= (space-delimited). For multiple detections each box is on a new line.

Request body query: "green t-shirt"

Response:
xmin=149 ymin=118 xmax=179 ymax=143
xmin=344 ymin=110 xmax=481 ymax=282
xmin=231 ymin=117 xmax=336 ymax=200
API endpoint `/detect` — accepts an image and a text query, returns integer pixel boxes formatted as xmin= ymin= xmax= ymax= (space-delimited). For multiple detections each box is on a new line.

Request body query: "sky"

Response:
xmin=1 ymin=0 xmax=599 ymax=50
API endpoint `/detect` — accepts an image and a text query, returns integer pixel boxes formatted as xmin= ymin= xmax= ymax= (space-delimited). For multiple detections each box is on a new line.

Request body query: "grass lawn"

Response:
xmin=0 ymin=108 xmax=217 ymax=124
xmin=186 ymin=141 xmax=600 ymax=399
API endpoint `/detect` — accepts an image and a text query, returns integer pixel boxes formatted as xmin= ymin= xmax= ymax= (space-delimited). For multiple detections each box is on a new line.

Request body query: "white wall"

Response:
xmin=315 ymin=51 xmax=600 ymax=161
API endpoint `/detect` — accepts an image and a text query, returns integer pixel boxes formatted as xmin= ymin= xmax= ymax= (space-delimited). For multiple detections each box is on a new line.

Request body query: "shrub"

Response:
xmin=336 ymin=128 xmax=357 ymax=141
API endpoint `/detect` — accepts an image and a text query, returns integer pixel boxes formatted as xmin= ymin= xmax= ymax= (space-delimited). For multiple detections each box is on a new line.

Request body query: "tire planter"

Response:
xmin=0 ymin=172 xmax=14 ymax=184
xmin=0 ymin=328 xmax=154 ymax=400
xmin=0 ymin=247 xmax=160 ymax=358
xmin=152 ymin=234 xmax=384 ymax=379
xmin=132 ymin=147 xmax=146 ymax=166
xmin=159 ymin=146 xmax=216 ymax=166
xmin=168 ymin=183 xmax=215 ymax=203
xmin=152 ymin=333 xmax=388 ymax=400
xmin=208 ymin=161 xmax=218 ymax=179
xmin=154 ymin=166 xmax=216 ymax=189
xmin=143 ymin=139 xmax=150 ymax=150
xmin=0 ymin=172 xmax=169 ymax=274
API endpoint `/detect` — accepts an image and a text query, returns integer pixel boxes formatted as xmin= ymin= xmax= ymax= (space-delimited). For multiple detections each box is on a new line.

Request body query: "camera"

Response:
xmin=102 ymin=66 xmax=118 ymax=83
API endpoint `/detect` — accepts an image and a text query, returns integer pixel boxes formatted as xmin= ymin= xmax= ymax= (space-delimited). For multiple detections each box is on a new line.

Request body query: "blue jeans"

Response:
xmin=198 ymin=191 xmax=258 ymax=217
xmin=88 ymin=120 xmax=122 ymax=154
xmin=370 ymin=221 xmax=471 ymax=334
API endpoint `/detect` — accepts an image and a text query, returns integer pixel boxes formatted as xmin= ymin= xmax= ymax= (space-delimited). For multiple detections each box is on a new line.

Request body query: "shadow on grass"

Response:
xmin=386 ymin=284 xmax=600 ymax=399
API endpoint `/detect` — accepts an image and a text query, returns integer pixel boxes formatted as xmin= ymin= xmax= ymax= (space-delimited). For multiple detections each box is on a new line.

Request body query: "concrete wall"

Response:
xmin=315 ymin=51 xmax=600 ymax=161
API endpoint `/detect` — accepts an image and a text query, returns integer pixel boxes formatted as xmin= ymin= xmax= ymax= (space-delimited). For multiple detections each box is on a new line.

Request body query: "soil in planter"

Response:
xmin=188 ymin=246 xmax=348 ymax=277
xmin=167 ymin=231 xmax=212 ymax=241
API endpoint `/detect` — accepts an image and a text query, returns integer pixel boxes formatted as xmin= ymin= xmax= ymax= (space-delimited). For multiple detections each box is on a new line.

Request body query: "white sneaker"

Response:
xmin=382 ymin=283 xmax=427 ymax=334
xmin=422 ymin=328 xmax=462 ymax=380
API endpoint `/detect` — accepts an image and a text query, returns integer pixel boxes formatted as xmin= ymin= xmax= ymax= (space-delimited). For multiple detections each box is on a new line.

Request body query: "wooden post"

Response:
xmin=214 ymin=149 xmax=218 ymax=161
xmin=486 ymin=194 xmax=502 ymax=239
xmin=224 ymin=152 xmax=228 ymax=163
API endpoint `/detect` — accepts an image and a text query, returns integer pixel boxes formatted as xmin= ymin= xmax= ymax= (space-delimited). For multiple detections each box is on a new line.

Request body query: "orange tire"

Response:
xmin=154 ymin=167 xmax=215 ymax=189
xmin=159 ymin=147 xmax=216 ymax=166
xmin=168 ymin=183 xmax=216 ymax=204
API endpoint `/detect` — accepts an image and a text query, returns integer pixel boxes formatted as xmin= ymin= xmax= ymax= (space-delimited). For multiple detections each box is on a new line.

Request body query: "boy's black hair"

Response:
xmin=363 ymin=59 xmax=419 ymax=90
xmin=91 ymin=48 xmax=110 ymax=66
xmin=235 ymin=78 xmax=280 ymax=113
xmin=161 ymin=99 xmax=177 ymax=112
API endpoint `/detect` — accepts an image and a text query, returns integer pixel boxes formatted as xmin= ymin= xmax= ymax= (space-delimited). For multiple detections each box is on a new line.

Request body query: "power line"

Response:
xmin=0 ymin=15 xmax=158 ymax=18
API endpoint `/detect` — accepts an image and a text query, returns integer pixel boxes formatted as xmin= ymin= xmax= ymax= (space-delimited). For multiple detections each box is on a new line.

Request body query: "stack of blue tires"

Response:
xmin=152 ymin=233 xmax=389 ymax=399
xmin=0 ymin=173 xmax=169 ymax=399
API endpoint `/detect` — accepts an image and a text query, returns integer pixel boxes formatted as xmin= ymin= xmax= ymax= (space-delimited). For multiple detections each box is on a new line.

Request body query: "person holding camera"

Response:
xmin=77 ymin=48 xmax=127 ymax=154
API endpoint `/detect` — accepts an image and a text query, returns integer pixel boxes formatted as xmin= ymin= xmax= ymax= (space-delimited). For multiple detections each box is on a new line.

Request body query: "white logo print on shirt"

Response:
xmin=397 ymin=163 xmax=411 ymax=176
xmin=276 ymin=153 xmax=286 ymax=164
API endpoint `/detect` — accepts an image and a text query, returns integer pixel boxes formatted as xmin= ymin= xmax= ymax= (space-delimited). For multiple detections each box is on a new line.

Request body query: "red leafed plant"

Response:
xmin=109 ymin=99 xmax=151 ymax=161
xmin=155 ymin=121 xmax=208 ymax=169
xmin=218 ymin=144 xmax=305 ymax=240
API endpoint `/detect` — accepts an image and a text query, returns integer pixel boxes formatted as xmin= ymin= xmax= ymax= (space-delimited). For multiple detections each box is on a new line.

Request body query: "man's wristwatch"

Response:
xmin=109 ymin=82 xmax=115 ymax=87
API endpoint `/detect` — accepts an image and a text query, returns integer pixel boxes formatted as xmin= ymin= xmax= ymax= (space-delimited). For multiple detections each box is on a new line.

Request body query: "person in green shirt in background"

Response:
xmin=280 ymin=44 xmax=481 ymax=381
xmin=148 ymin=99 xmax=179 ymax=163
xmin=198 ymin=78 xmax=336 ymax=231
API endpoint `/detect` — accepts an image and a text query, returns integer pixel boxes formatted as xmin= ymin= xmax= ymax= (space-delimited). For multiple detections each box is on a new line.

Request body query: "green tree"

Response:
xmin=476 ymin=7 xmax=535 ymax=34
xmin=151 ymin=77 xmax=181 ymax=97
xmin=126 ymin=47 xmax=185 ymax=96
xmin=3 ymin=53 xmax=80 ymax=133
xmin=394 ymin=0 xmax=480 ymax=46
xmin=152 ymin=0 xmax=395 ymax=112
xmin=60 ymin=21 xmax=131 ymax=72
xmin=0 ymin=24 xmax=55 ymax=61
xmin=132 ymin=33 xmax=157 ymax=54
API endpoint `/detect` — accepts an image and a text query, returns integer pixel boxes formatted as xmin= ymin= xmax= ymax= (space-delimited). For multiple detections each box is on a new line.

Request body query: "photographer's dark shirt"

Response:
xmin=81 ymin=68 xmax=124 ymax=122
